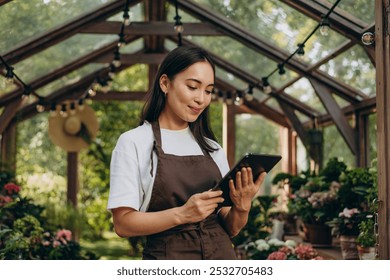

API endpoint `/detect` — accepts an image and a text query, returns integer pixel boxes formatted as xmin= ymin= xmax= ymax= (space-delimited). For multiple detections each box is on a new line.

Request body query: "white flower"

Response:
xmin=284 ymin=239 xmax=297 ymax=248
xmin=256 ymin=242 xmax=270 ymax=251
xmin=244 ymin=242 xmax=255 ymax=250
xmin=268 ymin=238 xmax=285 ymax=247
xmin=254 ymin=239 xmax=267 ymax=246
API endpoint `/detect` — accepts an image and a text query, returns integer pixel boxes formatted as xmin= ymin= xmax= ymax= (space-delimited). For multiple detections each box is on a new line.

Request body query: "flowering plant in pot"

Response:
xmin=356 ymin=218 xmax=376 ymax=260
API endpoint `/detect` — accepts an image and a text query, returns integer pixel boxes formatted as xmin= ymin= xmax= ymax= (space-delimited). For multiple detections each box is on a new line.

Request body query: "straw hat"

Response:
xmin=48 ymin=103 xmax=99 ymax=152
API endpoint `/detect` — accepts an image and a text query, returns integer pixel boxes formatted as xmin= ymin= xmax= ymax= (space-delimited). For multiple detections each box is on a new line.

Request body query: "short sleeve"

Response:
xmin=107 ymin=142 xmax=143 ymax=211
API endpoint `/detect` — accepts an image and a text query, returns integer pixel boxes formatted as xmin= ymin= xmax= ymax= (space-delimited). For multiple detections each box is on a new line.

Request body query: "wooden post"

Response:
xmin=0 ymin=123 xmax=17 ymax=172
xmin=280 ymin=127 xmax=296 ymax=174
xmin=375 ymin=0 xmax=390 ymax=259
xmin=356 ymin=112 xmax=369 ymax=167
xmin=67 ymin=152 xmax=79 ymax=208
xmin=223 ymin=104 xmax=235 ymax=167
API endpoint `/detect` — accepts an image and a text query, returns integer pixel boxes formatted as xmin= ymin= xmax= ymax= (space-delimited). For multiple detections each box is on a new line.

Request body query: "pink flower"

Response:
xmin=56 ymin=229 xmax=72 ymax=244
xmin=339 ymin=208 xmax=360 ymax=218
xmin=42 ymin=241 xmax=51 ymax=246
xmin=3 ymin=183 xmax=21 ymax=195
xmin=267 ymin=251 xmax=287 ymax=260
xmin=294 ymin=244 xmax=319 ymax=260
xmin=0 ymin=195 xmax=13 ymax=207
xmin=312 ymin=256 xmax=324 ymax=260
xmin=53 ymin=240 xmax=61 ymax=248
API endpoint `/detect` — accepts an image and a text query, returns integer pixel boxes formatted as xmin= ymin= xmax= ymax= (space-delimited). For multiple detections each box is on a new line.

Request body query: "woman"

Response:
xmin=108 ymin=46 xmax=266 ymax=260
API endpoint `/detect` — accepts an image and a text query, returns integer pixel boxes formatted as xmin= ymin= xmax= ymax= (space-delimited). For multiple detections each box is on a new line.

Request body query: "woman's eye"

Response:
xmin=205 ymin=90 xmax=212 ymax=95
xmin=187 ymin=86 xmax=197 ymax=90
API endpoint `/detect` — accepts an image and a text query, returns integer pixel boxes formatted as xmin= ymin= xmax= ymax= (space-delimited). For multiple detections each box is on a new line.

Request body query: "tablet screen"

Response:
xmin=213 ymin=153 xmax=282 ymax=207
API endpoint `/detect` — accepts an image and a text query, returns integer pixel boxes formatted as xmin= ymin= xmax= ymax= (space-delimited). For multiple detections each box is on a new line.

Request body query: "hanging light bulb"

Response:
xmin=262 ymin=77 xmax=272 ymax=94
xmin=123 ymin=8 xmax=130 ymax=26
xmin=245 ymin=84 xmax=254 ymax=101
xmin=69 ymin=102 xmax=76 ymax=115
xmin=78 ymin=99 xmax=85 ymax=111
xmin=226 ymin=91 xmax=233 ymax=105
xmin=234 ymin=91 xmax=244 ymax=106
xmin=320 ymin=15 xmax=330 ymax=36
xmin=211 ymin=88 xmax=218 ymax=101
xmin=36 ymin=98 xmax=45 ymax=113
xmin=106 ymin=76 xmax=113 ymax=88
xmin=108 ymin=64 xmax=116 ymax=79
xmin=117 ymin=33 xmax=126 ymax=49
xmin=60 ymin=103 xmax=68 ymax=117
xmin=100 ymin=80 xmax=110 ymax=94
xmin=113 ymin=50 xmax=121 ymax=67
xmin=5 ymin=66 xmax=15 ymax=84
xmin=88 ymin=87 xmax=97 ymax=97
xmin=217 ymin=91 xmax=225 ymax=103
xmin=174 ymin=15 xmax=184 ymax=33
xmin=50 ymin=102 xmax=57 ymax=117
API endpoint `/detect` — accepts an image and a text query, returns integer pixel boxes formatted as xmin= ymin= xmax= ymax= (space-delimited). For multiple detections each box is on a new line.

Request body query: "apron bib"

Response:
xmin=142 ymin=122 xmax=237 ymax=260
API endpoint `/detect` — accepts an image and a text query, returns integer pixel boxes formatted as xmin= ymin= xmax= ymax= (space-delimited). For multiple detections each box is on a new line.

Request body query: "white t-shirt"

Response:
xmin=107 ymin=121 xmax=230 ymax=212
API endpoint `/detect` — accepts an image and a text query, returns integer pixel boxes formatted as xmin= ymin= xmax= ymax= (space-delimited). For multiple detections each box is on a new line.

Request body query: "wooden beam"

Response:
xmin=144 ymin=0 xmax=166 ymax=53
xmin=0 ymin=36 xmax=140 ymax=107
xmin=356 ymin=113 xmax=369 ymax=167
xmin=80 ymin=21 xmax=223 ymax=36
xmin=90 ymin=91 xmax=147 ymax=101
xmin=94 ymin=53 xmax=167 ymax=64
xmin=1 ymin=0 xmax=141 ymax=66
xmin=223 ymin=104 xmax=235 ymax=167
xmin=0 ymin=123 xmax=17 ymax=172
xmin=277 ymin=99 xmax=309 ymax=148
xmin=0 ymin=0 xmax=12 ymax=7
xmin=171 ymin=0 xmax=367 ymax=103
xmin=363 ymin=46 xmax=376 ymax=67
xmin=375 ymin=0 xmax=390 ymax=260
xmin=215 ymin=78 xmax=290 ymax=128
xmin=67 ymin=152 xmax=79 ymax=208
xmin=0 ymin=98 xmax=24 ymax=134
xmin=310 ymin=79 xmax=357 ymax=155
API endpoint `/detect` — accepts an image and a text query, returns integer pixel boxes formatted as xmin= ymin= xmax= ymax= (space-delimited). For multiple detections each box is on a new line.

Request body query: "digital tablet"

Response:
xmin=213 ymin=153 xmax=282 ymax=207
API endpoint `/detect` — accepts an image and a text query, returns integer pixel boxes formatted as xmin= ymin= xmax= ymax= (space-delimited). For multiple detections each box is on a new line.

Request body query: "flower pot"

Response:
xmin=357 ymin=245 xmax=376 ymax=260
xmin=306 ymin=224 xmax=332 ymax=248
xmin=339 ymin=235 xmax=359 ymax=260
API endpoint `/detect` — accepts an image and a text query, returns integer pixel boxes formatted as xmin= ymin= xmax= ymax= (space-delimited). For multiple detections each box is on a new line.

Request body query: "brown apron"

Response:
xmin=142 ymin=122 xmax=237 ymax=260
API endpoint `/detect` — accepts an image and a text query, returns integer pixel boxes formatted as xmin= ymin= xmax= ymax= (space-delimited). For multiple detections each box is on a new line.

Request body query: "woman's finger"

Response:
xmin=255 ymin=171 xmax=267 ymax=186
xmin=235 ymin=171 xmax=242 ymax=190
xmin=241 ymin=167 xmax=249 ymax=187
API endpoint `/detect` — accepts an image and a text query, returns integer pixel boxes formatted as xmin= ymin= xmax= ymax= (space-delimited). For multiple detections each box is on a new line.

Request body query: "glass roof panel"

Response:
xmin=294 ymin=109 xmax=311 ymax=123
xmin=332 ymin=93 xmax=350 ymax=108
xmin=284 ymin=77 xmax=327 ymax=114
xmin=186 ymin=36 xmax=299 ymax=89
xmin=36 ymin=63 xmax=104 ymax=97
xmin=0 ymin=76 xmax=19 ymax=96
xmin=192 ymin=0 xmax=347 ymax=65
xmin=107 ymin=2 xmax=144 ymax=21
xmin=265 ymin=97 xmax=283 ymax=114
xmin=322 ymin=0 xmax=374 ymax=25
xmin=319 ymin=45 xmax=376 ymax=96
xmin=167 ymin=4 xmax=201 ymax=23
xmin=0 ymin=0 xmax=115 ymax=53
xmin=12 ymin=34 xmax=117 ymax=84
xmin=120 ymin=38 xmax=144 ymax=54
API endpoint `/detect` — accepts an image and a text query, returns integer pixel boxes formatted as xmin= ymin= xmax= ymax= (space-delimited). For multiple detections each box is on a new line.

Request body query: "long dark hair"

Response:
xmin=140 ymin=46 xmax=218 ymax=153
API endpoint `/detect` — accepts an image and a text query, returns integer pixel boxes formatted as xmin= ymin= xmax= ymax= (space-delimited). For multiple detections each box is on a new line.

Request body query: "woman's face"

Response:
xmin=159 ymin=61 xmax=214 ymax=129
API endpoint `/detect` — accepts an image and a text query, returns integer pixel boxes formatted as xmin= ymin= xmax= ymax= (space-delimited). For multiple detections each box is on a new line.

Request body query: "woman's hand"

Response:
xmin=178 ymin=190 xmax=224 ymax=224
xmin=229 ymin=168 xmax=266 ymax=212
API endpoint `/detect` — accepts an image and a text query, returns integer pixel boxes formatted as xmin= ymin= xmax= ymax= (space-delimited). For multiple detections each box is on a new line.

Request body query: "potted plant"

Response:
xmin=356 ymin=218 xmax=376 ymax=260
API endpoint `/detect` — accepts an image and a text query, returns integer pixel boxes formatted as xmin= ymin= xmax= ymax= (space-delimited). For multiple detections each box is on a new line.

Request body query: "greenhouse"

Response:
xmin=0 ymin=0 xmax=389 ymax=261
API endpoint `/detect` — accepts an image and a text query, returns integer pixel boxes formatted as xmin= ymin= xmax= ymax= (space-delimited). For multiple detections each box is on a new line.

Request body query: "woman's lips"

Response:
xmin=189 ymin=106 xmax=201 ymax=114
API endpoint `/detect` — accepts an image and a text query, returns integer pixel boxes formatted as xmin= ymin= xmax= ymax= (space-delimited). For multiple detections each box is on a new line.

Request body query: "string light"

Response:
xmin=297 ymin=43 xmax=305 ymax=56
xmin=36 ymin=98 xmax=45 ymax=113
xmin=78 ymin=99 xmax=85 ymax=111
xmin=60 ymin=103 xmax=68 ymax=117
xmin=234 ymin=91 xmax=244 ymax=106
xmin=245 ymin=84 xmax=254 ymax=101
xmin=5 ymin=66 xmax=15 ymax=84
xmin=50 ymin=102 xmax=57 ymax=117
xmin=123 ymin=0 xmax=130 ymax=26
xmin=262 ymin=77 xmax=272 ymax=94
xmin=217 ymin=91 xmax=225 ymax=103
xmin=69 ymin=102 xmax=77 ymax=115
xmin=117 ymin=32 xmax=126 ymax=49
xmin=112 ymin=49 xmax=121 ymax=67
xmin=22 ymin=85 xmax=32 ymax=99
xmin=320 ymin=15 xmax=330 ymax=36
xmin=174 ymin=0 xmax=183 ymax=46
